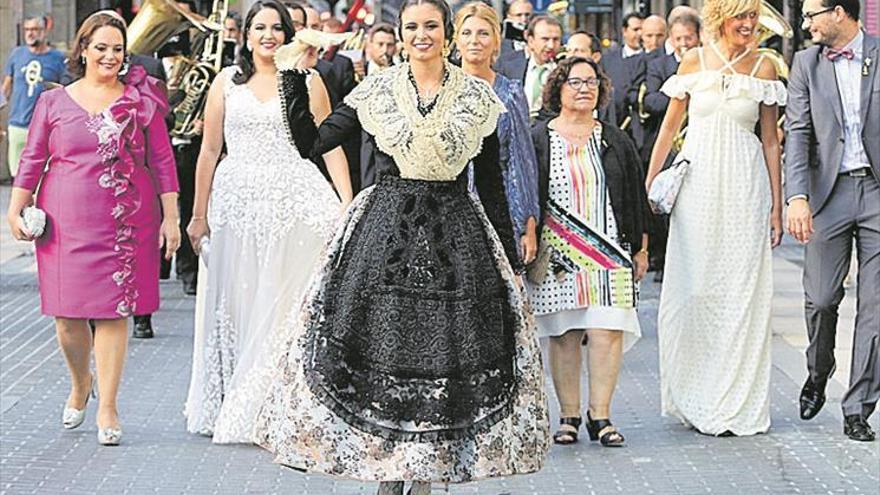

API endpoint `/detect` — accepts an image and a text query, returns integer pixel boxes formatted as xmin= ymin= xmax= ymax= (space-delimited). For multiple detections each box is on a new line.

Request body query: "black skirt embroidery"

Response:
xmin=303 ymin=176 xmax=518 ymax=442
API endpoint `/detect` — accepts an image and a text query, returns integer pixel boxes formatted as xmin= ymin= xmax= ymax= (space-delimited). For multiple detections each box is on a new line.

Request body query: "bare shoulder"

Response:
xmin=209 ymin=70 xmax=228 ymax=93
xmin=677 ymin=48 xmax=701 ymax=75
xmin=753 ymin=55 xmax=778 ymax=82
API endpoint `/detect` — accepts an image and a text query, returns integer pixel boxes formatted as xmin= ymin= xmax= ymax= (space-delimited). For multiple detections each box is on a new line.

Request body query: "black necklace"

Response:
xmin=408 ymin=66 xmax=449 ymax=116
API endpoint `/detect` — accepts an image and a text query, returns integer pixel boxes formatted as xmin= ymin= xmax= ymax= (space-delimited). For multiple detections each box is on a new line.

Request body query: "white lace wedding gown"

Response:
xmin=657 ymin=47 xmax=786 ymax=436
xmin=184 ymin=67 xmax=340 ymax=443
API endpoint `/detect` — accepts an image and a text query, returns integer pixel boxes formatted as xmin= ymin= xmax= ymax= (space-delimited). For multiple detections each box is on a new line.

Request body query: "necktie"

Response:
xmin=825 ymin=48 xmax=855 ymax=62
xmin=531 ymin=64 xmax=548 ymax=111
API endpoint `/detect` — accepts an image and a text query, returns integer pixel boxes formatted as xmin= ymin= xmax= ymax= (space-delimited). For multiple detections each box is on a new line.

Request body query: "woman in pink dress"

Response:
xmin=5 ymin=11 xmax=180 ymax=445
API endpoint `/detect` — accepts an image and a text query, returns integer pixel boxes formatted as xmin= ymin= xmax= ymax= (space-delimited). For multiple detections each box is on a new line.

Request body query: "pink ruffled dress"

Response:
xmin=14 ymin=66 xmax=179 ymax=319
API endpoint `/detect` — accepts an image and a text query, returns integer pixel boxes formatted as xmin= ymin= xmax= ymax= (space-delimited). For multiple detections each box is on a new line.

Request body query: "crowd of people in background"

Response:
xmin=2 ymin=0 xmax=878 ymax=493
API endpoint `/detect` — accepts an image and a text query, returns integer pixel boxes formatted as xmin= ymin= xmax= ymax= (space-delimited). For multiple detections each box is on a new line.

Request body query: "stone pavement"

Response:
xmin=1 ymin=186 xmax=878 ymax=494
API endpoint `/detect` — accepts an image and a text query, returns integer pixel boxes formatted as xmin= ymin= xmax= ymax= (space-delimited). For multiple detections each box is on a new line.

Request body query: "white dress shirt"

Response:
xmin=622 ymin=44 xmax=644 ymax=59
xmin=524 ymin=56 xmax=554 ymax=118
xmin=833 ymin=30 xmax=871 ymax=173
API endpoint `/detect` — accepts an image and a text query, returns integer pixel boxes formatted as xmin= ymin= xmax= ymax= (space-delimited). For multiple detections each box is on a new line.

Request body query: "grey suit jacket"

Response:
xmin=784 ymin=33 xmax=879 ymax=214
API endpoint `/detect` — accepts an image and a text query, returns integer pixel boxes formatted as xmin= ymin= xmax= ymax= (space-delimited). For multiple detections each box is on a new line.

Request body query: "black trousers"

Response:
xmin=160 ymin=139 xmax=200 ymax=283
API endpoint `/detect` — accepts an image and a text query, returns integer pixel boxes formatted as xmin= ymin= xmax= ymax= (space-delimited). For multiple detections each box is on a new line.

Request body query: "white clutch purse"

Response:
xmin=648 ymin=155 xmax=691 ymax=215
xmin=198 ymin=235 xmax=211 ymax=264
xmin=21 ymin=206 xmax=47 ymax=238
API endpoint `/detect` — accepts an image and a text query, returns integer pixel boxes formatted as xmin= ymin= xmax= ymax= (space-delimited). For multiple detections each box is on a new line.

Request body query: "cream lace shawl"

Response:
xmin=343 ymin=62 xmax=505 ymax=181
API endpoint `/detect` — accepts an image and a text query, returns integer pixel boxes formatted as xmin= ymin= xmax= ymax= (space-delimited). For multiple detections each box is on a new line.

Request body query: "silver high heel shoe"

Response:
xmin=97 ymin=426 xmax=123 ymax=446
xmin=62 ymin=376 xmax=95 ymax=430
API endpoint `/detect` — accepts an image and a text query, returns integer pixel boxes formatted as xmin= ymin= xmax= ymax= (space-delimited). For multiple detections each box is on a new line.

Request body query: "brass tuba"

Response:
xmin=756 ymin=2 xmax=794 ymax=80
xmin=127 ymin=0 xmax=207 ymax=56
xmin=169 ymin=0 xmax=228 ymax=139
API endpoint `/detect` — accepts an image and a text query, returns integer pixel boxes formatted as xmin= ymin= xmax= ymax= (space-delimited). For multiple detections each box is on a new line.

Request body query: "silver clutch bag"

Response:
xmin=21 ymin=206 xmax=46 ymax=238
xmin=648 ymin=155 xmax=691 ymax=215
xmin=198 ymin=235 xmax=211 ymax=264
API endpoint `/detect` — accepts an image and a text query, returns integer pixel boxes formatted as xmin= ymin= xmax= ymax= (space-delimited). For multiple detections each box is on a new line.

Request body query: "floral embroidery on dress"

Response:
xmin=87 ymin=110 xmax=139 ymax=317
xmin=188 ymin=296 xmax=238 ymax=436
xmin=207 ymin=66 xmax=339 ymax=251
xmin=253 ymin=186 xmax=550 ymax=482
xmin=343 ymin=63 xmax=505 ymax=181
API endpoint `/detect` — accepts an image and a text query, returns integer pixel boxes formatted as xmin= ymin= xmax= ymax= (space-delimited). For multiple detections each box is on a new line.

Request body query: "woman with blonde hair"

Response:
xmin=454 ymin=1 xmax=539 ymax=265
xmin=646 ymin=0 xmax=785 ymax=436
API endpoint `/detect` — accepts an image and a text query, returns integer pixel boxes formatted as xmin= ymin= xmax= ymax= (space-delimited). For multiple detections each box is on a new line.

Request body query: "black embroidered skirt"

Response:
xmin=254 ymin=176 xmax=549 ymax=482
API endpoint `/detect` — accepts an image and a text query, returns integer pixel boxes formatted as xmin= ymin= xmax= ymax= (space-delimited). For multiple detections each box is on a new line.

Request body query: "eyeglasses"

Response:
xmin=802 ymin=6 xmax=836 ymax=24
xmin=566 ymin=77 xmax=600 ymax=91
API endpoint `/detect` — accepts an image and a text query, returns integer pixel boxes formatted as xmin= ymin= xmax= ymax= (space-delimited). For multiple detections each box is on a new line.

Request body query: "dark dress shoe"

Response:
xmin=132 ymin=315 xmax=154 ymax=339
xmin=183 ymin=278 xmax=197 ymax=296
xmin=844 ymin=415 xmax=876 ymax=442
xmin=799 ymin=378 xmax=826 ymax=420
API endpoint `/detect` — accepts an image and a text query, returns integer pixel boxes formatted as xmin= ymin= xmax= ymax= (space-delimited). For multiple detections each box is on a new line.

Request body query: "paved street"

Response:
xmin=1 ymin=186 xmax=878 ymax=494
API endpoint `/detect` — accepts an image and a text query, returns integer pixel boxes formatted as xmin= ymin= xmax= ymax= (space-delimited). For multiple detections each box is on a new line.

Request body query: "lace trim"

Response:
xmin=252 ymin=184 xmax=551 ymax=481
xmin=661 ymin=71 xmax=787 ymax=105
xmin=87 ymin=110 xmax=139 ymax=317
xmin=277 ymin=68 xmax=315 ymax=151
xmin=300 ymin=178 xmax=520 ymax=442
xmin=187 ymin=296 xmax=238 ymax=436
xmin=343 ymin=63 xmax=505 ymax=181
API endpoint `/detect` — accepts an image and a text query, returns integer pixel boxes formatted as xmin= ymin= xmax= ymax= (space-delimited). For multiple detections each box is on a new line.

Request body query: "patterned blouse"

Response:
xmin=529 ymin=124 xmax=636 ymax=315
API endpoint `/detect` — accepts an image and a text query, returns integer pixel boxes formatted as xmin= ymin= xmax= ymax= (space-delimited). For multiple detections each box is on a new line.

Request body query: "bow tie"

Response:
xmin=826 ymin=48 xmax=855 ymax=62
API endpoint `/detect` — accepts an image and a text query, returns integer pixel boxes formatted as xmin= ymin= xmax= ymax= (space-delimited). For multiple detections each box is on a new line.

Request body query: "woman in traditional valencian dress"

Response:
xmin=646 ymin=0 xmax=785 ymax=436
xmin=253 ymin=0 xmax=549 ymax=493
xmin=6 ymin=12 xmax=180 ymax=445
xmin=183 ymin=0 xmax=351 ymax=443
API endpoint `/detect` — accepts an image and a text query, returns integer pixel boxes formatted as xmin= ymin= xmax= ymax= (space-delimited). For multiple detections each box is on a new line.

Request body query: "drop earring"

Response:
xmin=118 ymin=54 xmax=130 ymax=76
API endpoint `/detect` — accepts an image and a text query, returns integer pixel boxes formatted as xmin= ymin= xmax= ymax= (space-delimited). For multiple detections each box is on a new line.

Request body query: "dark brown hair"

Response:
xmin=526 ymin=14 xmax=562 ymax=38
xmin=542 ymin=56 xmax=611 ymax=115
xmin=369 ymin=22 xmax=396 ymax=41
xmin=67 ymin=11 xmax=128 ymax=79
xmin=397 ymin=0 xmax=455 ymax=43
xmin=234 ymin=0 xmax=297 ymax=84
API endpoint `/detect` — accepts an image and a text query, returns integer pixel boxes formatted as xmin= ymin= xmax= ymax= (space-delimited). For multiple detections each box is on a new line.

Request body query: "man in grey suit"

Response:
xmin=785 ymin=0 xmax=879 ymax=442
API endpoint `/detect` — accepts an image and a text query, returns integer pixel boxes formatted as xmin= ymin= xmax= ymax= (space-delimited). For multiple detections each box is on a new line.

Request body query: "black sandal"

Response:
xmin=553 ymin=417 xmax=582 ymax=445
xmin=585 ymin=411 xmax=625 ymax=447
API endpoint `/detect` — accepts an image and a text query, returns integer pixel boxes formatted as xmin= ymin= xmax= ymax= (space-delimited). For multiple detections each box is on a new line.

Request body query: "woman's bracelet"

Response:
xmin=191 ymin=215 xmax=206 ymax=221
xmin=637 ymin=247 xmax=649 ymax=256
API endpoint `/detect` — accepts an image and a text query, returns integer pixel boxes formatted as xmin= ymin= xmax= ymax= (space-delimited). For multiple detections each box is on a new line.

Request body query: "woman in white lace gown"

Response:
xmin=645 ymin=0 xmax=785 ymax=436
xmin=183 ymin=2 xmax=352 ymax=443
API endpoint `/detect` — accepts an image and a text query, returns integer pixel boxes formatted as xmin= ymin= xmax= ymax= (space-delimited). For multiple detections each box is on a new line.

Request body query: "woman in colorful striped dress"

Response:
xmin=527 ymin=57 xmax=650 ymax=447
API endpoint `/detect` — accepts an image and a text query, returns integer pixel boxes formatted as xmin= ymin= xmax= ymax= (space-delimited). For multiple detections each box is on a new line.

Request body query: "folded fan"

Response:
xmin=275 ymin=30 xmax=353 ymax=70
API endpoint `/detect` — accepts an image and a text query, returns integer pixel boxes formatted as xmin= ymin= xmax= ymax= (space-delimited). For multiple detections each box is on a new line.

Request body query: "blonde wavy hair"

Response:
xmin=702 ymin=0 xmax=762 ymax=39
xmin=453 ymin=2 xmax=502 ymax=63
